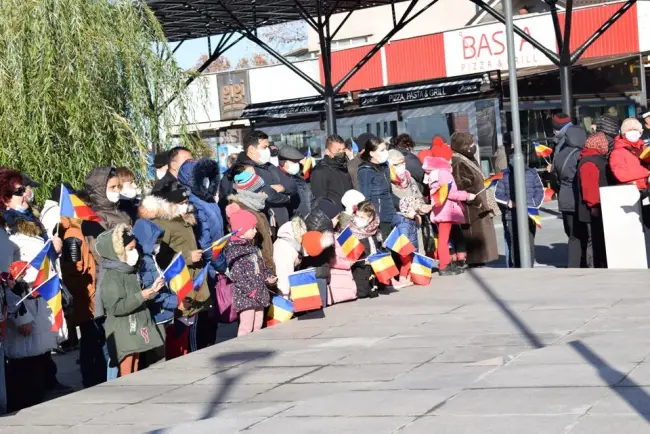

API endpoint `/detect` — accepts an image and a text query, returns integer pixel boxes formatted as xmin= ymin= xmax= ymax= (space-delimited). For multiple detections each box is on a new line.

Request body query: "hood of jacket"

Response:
xmin=304 ymin=208 xmax=334 ymax=233
xmin=614 ymin=135 xmax=644 ymax=151
xmin=85 ymin=167 xmax=115 ymax=210
xmin=138 ymin=195 xmax=197 ymax=225
xmin=276 ymin=217 xmax=307 ymax=253
xmin=132 ymin=219 xmax=164 ymax=256
xmin=227 ymin=191 xmax=267 ymax=212
xmin=96 ymin=223 xmax=135 ymax=274
xmin=558 ymin=125 xmax=587 ymax=150
xmin=3 ymin=208 xmax=45 ymax=238
xmin=177 ymin=158 xmax=220 ymax=202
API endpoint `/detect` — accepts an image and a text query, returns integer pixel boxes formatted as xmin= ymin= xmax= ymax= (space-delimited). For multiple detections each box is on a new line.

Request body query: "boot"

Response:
xmin=438 ymin=265 xmax=462 ymax=276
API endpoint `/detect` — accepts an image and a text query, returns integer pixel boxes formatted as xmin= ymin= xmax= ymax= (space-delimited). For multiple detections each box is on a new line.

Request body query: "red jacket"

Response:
xmin=578 ymin=147 xmax=605 ymax=208
xmin=609 ymin=136 xmax=650 ymax=190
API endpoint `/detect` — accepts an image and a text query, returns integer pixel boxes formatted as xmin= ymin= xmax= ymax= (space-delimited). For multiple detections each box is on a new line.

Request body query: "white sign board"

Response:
xmin=638 ymin=0 xmax=650 ymax=53
xmin=443 ymin=15 xmax=556 ymax=77
xmin=600 ymin=185 xmax=648 ymax=269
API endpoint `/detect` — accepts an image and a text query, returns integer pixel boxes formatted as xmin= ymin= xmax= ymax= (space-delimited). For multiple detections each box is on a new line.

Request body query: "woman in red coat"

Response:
xmin=609 ymin=118 xmax=650 ymax=190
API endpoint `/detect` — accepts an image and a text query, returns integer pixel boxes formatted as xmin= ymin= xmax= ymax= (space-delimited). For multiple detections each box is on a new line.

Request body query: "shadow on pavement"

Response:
xmin=535 ymin=243 xmax=568 ymax=268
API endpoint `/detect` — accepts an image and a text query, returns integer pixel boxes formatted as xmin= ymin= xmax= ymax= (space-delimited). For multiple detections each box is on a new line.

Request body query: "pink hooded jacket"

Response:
xmin=424 ymin=157 xmax=470 ymax=224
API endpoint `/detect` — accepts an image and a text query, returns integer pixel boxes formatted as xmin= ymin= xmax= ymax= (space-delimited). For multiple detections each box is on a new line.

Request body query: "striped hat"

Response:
xmin=234 ymin=170 xmax=265 ymax=192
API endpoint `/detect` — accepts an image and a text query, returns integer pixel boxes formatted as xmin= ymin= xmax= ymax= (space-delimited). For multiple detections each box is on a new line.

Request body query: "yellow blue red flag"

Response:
xmin=528 ymin=207 xmax=542 ymax=228
xmin=432 ymin=181 xmax=452 ymax=207
xmin=267 ymin=295 xmax=294 ymax=326
xmin=384 ymin=227 xmax=415 ymax=256
xmin=289 ymin=268 xmax=322 ymax=312
xmin=336 ymin=226 xmax=365 ymax=261
xmin=35 ymin=275 xmax=63 ymax=331
xmin=59 ymin=184 xmax=101 ymax=222
xmin=162 ymin=253 xmax=193 ymax=301
xmin=368 ymin=252 xmax=399 ymax=284
xmin=410 ymin=253 xmax=435 ymax=285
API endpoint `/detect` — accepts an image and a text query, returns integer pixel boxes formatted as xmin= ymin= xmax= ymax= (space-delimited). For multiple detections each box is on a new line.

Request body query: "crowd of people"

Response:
xmin=0 ymin=114 xmax=644 ymax=413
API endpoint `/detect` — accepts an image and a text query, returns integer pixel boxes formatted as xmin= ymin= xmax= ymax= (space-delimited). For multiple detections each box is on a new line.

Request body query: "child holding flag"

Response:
xmin=224 ymin=210 xmax=276 ymax=337
xmin=423 ymin=156 xmax=475 ymax=276
xmin=391 ymin=196 xmax=432 ymax=283
xmin=97 ymin=224 xmax=164 ymax=377
xmin=347 ymin=200 xmax=387 ymax=298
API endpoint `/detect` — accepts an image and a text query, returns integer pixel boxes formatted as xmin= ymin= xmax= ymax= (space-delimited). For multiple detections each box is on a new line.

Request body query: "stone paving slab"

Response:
xmin=4 ymin=268 xmax=650 ymax=433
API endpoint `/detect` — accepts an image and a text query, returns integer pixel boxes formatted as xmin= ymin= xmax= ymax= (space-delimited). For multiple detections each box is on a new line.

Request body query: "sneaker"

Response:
xmin=368 ymin=289 xmax=379 ymax=298
xmin=439 ymin=266 xmax=462 ymax=276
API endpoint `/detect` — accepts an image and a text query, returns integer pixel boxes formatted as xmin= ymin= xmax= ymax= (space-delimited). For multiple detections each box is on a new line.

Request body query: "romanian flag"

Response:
xmin=535 ymin=144 xmax=553 ymax=158
xmin=267 ymin=295 xmax=294 ymax=327
xmin=640 ymin=146 xmax=650 ymax=162
xmin=25 ymin=241 xmax=56 ymax=293
xmin=384 ymin=227 xmax=415 ymax=256
xmin=432 ymin=181 xmax=452 ymax=207
xmin=389 ymin=165 xmax=398 ymax=183
xmin=302 ymin=147 xmax=313 ymax=181
xmin=528 ymin=207 xmax=542 ymax=228
xmin=193 ymin=264 xmax=209 ymax=292
xmin=410 ymin=253 xmax=435 ymax=285
xmin=368 ymin=252 xmax=399 ymax=284
xmin=59 ymin=184 xmax=101 ymax=222
xmin=35 ymin=275 xmax=63 ymax=331
xmin=210 ymin=231 xmax=236 ymax=261
xmin=483 ymin=172 xmax=504 ymax=189
xmin=162 ymin=253 xmax=193 ymax=301
xmin=543 ymin=187 xmax=555 ymax=203
xmin=337 ymin=226 xmax=365 ymax=261
xmin=289 ymin=268 xmax=322 ymax=312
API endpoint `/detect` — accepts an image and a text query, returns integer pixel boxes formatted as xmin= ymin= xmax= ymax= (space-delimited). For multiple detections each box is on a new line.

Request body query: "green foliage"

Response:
xmin=0 ymin=0 xmax=197 ymax=201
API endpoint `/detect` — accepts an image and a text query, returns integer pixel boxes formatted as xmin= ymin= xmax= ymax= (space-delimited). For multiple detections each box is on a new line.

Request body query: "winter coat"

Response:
xmin=40 ymin=199 xmax=60 ymax=239
xmin=551 ymin=125 xmax=587 ymax=212
xmin=177 ymin=158 xmax=226 ymax=273
xmin=4 ymin=285 xmax=58 ymax=360
xmin=217 ymin=167 xmax=234 ymax=218
xmin=394 ymin=147 xmax=425 ymax=189
xmin=348 ymin=156 xmax=364 ymax=190
xmin=609 ymin=136 xmax=650 ymax=190
xmin=223 ymin=238 xmax=272 ymax=313
xmin=495 ymin=163 xmax=544 ymax=214
xmin=138 ymin=195 xmax=209 ymax=317
xmin=428 ymin=166 xmax=470 ymax=224
xmin=358 ymin=161 xmax=399 ymax=224
xmin=0 ymin=226 xmax=9 ymax=273
xmin=226 ymin=192 xmax=275 ymax=274
xmin=451 ymin=151 xmax=499 ymax=265
xmin=391 ymin=177 xmax=423 ymax=202
xmin=310 ymin=156 xmax=354 ymax=205
xmin=132 ymin=219 xmax=178 ymax=325
xmin=85 ymin=167 xmax=132 ymax=230
xmin=329 ymin=241 xmax=357 ymax=305
xmin=302 ymin=208 xmax=335 ymax=281
xmin=576 ymin=150 xmax=610 ymax=224
xmin=288 ymin=175 xmax=312 ymax=219
xmin=97 ymin=225 xmax=163 ymax=363
xmin=152 ymin=171 xmax=177 ymax=194
xmin=236 ymin=154 xmax=297 ymax=229
xmin=59 ymin=217 xmax=97 ymax=326
xmin=273 ymin=217 xmax=307 ymax=296
xmin=392 ymin=213 xmax=419 ymax=250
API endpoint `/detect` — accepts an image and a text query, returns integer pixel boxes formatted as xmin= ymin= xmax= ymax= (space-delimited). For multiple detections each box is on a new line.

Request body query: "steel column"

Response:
xmin=504 ymin=0 xmax=532 ymax=268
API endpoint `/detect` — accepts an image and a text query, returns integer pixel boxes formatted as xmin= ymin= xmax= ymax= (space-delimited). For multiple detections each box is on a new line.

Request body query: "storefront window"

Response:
xmin=403 ymin=114 xmax=451 ymax=150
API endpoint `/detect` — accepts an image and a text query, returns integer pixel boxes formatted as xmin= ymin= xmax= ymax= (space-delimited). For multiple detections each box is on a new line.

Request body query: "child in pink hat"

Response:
xmin=422 ymin=156 xmax=475 ymax=276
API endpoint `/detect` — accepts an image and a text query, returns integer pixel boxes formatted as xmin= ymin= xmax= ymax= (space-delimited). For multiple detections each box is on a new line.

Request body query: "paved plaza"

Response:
xmin=2 ymin=264 xmax=650 ymax=433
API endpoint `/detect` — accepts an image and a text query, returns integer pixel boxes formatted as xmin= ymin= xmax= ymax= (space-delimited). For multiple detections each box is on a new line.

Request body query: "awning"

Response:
xmin=241 ymin=96 xmax=347 ymax=120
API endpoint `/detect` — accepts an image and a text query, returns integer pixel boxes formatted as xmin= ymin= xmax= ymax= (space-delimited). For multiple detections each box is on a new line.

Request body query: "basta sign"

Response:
xmin=444 ymin=15 xmax=556 ymax=77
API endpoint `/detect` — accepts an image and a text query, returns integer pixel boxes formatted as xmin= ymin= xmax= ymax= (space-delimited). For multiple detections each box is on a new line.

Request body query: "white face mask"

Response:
xmin=125 ymin=249 xmax=139 ymax=266
xmin=258 ymin=147 xmax=271 ymax=165
xmin=354 ymin=216 xmax=369 ymax=228
xmin=106 ymin=191 xmax=120 ymax=203
xmin=202 ymin=177 xmax=210 ymax=189
xmin=26 ymin=190 xmax=35 ymax=203
xmin=156 ymin=169 xmax=166 ymax=180
xmin=625 ymin=131 xmax=642 ymax=142
xmin=286 ymin=162 xmax=300 ymax=175
xmin=394 ymin=164 xmax=406 ymax=175
xmin=152 ymin=244 xmax=161 ymax=255
xmin=177 ymin=203 xmax=190 ymax=215
xmin=120 ymin=188 xmax=137 ymax=200
xmin=270 ymin=156 xmax=280 ymax=167
xmin=375 ymin=150 xmax=389 ymax=164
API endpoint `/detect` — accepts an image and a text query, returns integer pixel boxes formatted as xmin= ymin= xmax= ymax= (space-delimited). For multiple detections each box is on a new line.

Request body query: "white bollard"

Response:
xmin=600 ymin=185 xmax=648 ymax=269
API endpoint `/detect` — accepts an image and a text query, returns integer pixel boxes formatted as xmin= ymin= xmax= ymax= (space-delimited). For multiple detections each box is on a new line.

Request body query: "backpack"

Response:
xmin=214 ymin=274 xmax=237 ymax=324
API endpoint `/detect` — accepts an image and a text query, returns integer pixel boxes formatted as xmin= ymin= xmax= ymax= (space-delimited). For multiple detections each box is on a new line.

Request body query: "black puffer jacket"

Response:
xmin=301 ymin=208 xmax=334 ymax=281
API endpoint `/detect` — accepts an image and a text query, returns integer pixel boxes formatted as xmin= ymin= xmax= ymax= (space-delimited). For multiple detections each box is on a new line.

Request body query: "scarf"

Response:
xmin=232 ymin=190 xmax=266 ymax=211
xmin=391 ymin=169 xmax=412 ymax=190
xmin=349 ymin=214 xmax=381 ymax=240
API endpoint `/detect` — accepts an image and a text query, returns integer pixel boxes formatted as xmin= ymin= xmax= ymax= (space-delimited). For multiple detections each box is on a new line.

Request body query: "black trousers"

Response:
xmin=503 ymin=212 xmax=536 ymax=268
xmin=562 ymin=212 xmax=590 ymax=268
xmin=6 ymin=354 xmax=48 ymax=412
xmin=587 ymin=215 xmax=607 ymax=268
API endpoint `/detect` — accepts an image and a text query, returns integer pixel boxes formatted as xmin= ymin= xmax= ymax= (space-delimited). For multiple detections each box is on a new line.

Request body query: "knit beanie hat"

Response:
xmin=422 ymin=156 xmax=451 ymax=172
xmin=621 ymin=118 xmax=643 ymax=135
xmin=387 ymin=149 xmax=404 ymax=165
xmin=301 ymin=231 xmax=334 ymax=257
xmin=552 ymin=113 xmax=572 ymax=131
xmin=153 ymin=151 xmax=169 ymax=169
xmin=341 ymin=190 xmax=365 ymax=214
xmin=596 ymin=114 xmax=621 ymax=138
xmin=430 ymin=137 xmax=453 ymax=161
xmin=229 ymin=209 xmax=257 ymax=234
xmin=583 ymin=133 xmax=609 ymax=155
xmin=234 ymin=170 xmax=265 ymax=193
xmin=122 ymin=228 xmax=136 ymax=247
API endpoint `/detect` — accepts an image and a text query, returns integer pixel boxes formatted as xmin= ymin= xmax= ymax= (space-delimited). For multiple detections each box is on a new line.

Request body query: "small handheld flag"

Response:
xmin=368 ymin=252 xmax=399 ymax=284
xmin=162 ymin=253 xmax=193 ymax=301
xmin=193 ymin=264 xmax=209 ymax=292
xmin=543 ymin=187 xmax=555 ymax=203
xmin=431 ymin=182 xmax=452 ymax=207
xmin=528 ymin=207 xmax=542 ymax=228
xmin=336 ymin=227 xmax=365 ymax=261
xmin=640 ymin=146 xmax=650 ymax=162
xmin=410 ymin=253 xmax=435 ymax=285
xmin=35 ymin=275 xmax=63 ymax=331
xmin=205 ymin=231 xmax=237 ymax=261
xmin=267 ymin=295 xmax=294 ymax=327
xmin=384 ymin=227 xmax=416 ymax=256
xmin=303 ymin=147 xmax=313 ymax=181
xmin=18 ymin=241 xmax=56 ymax=292
xmin=289 ymin=268 xmax=322 ymax=312
xmin=389 ymin=165 xmax=398 ymax=183
xmin=534 ymin=144 xmax=553 ymax=159
xmin=483 ymin=172 xmax=504 ymax=189
xmin=59 ymin=185 xmax=101 ymax=222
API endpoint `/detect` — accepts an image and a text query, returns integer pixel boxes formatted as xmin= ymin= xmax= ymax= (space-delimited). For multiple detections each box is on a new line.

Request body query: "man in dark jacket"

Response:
xmin=550 ymin=113 xmax=589 ymax=268
xmin=279 ymin=145 xmax=312 ymax=218
xmin=237 ymin=131 xmax=297 ymax=231
xmin=390 ymin=133 xmax=425 ymax=190
xmin=152 ymin=146 xmax=193 ymax=193
xmin=310 ymin=135 xmax=354 ymax=206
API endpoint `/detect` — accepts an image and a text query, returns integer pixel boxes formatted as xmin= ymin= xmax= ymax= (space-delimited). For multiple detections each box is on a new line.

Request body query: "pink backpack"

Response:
xmin=215 ymin=274 xmax=238 ymax=323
